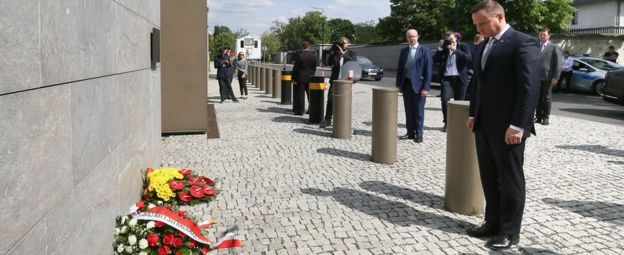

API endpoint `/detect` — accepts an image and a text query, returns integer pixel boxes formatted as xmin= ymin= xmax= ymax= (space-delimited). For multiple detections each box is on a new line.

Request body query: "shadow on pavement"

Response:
xmin=359 ymin=181 xmax=445 ymax=209
xmin=317 ymin=148 xmax=370 ymax=162
xmin=556 ymin=144 xmax=624 ymax=158
xmin=353 ymin=129 xmax=372 ymax=137
xmin=293 ymin=128 xmax=331 ymax=137
xmin=542 ymin=198 xmax=624 ymax=225
xmin=259 ymin=100 xmax=282 ymax=105
xmin=301 ymin=187 xmax=467 ymax=234
xmin=257 ymin=107 xmax=291 ymax=114
xmin=559 ymin=108 xmax=624 ymax=119
xmin=516 ymin=247 xmax=561 ymax=255
xmin=272 ymin=116 xmax=307 ymax=123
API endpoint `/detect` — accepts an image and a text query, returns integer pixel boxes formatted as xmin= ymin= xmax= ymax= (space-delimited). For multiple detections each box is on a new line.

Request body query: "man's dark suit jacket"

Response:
xmin=395 ymin=45 xmax=432 ymax=93
xmin=292 ymin=50 xmax=318 ymax=84
xmin=327 ymin=49 xmax=357 ymax=82
xmin=433 ymin=42 xmax=472 ymax=85
xmin=469 ymin=28 xmax=541 ymax=137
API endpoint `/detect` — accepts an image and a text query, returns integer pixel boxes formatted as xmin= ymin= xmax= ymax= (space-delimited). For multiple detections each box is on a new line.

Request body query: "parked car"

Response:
xmin=357 ymin=56 xmax=383 ymax=81
xmin=567 ymin=57 xmax=622 ymax=95
xmin=602 ymin=68 xmax=624 ymax=105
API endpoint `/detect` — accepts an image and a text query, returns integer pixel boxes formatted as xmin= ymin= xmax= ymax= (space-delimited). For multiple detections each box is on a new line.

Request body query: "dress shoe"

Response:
xmin=485 ymin=234 xmax=519 ymax=250
xmin=534 ymin=117 xmax=542 ymax=124
xmin=414 ymin=135 xmax=423 ymax=143
xmin=319 ymin=120 xmax=331 ymax=128
xmin=542 ymin=118 xmax=549 ymax=125
xmin=466 ymin=222 xmax=498 ymax=237
xmin=442 ymin=124 xmax=447 ymax=132
xmin=398 ymin=134 xmax=415 ymax=140
xmin=233 ymin=99 xmax=239 ymax=102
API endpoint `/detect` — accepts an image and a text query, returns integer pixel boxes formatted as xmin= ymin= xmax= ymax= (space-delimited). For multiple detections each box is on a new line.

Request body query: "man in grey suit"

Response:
xmin=466 ymin=0 xmax=541 ymax=250
xmin=534 ymin=28 xmax=563 ymax=125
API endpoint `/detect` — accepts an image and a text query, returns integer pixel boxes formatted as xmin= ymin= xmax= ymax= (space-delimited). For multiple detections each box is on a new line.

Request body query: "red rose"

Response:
xmin=189 ymin=185 xmax=205 ymax=198
xmin=175 ymin=252 xmax=181 ymax=255
xmin=168 ymin=180 xmax=185 ymax=190
xmin=163 ymin=233 xmax=175 ymax=245
xmin=188 ymin=240 xmax=196 ymax=249
xmin=172 ymin=237 xmax=183 ymax=248
xmin=155 ymin=221 xmax=165 ymax=228
xmin=147 ymin=233 xmax=159 ymax=247
xmin=202 ymin=185 xmax=216 ymax=196
xmin=158 ymin=245 xmax=170 ymax=255
xmin=146 ymin=167 xmax=154 ymax=174
xmin=142 ymin=188 xmax=151 ymax=199
xmin=200 ymin=176 xmax=214 ymax=186
xmin=201 ymin=247 xmax=209 ymax=255
xmin=180 ymin=169 xmax=192 ymax=177
xmin=177 ymin=191 xmax=193 ymax=202
xmin=135 ymin=201 xmax=145 ymax=209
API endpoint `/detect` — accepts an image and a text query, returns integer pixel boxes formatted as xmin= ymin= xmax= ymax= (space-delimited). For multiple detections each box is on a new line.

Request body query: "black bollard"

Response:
xmin=281 ymin=70 xmax=292 ymax=105
xmin=308 ymin=76 xmax=325 ymax=123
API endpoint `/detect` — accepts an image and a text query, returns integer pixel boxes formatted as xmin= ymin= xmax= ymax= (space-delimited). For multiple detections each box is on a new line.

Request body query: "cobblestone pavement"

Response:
xmin=161 ymin=78 xmax=624 ymax=254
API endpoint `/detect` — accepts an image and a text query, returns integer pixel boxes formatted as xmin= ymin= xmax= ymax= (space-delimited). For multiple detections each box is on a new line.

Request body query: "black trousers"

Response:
xmin=218 ymin=77 xmax=236 ymax=101
xmin=237 ymin=72 xmax=248 ymax=96
xmin=293 ymin=82 xmax=307 ymax=115
xmin=475 ymin=129 xmax=526 ymax=236
xmin=556 ymin=71 xmax=572 ymax=92
xmin=441 ymin=76 xmax=468 ymax=123
xmin=324 ymin=81 xmax=335 ymax=121
xmin=535 ymin=80 xmax=552 ymax=120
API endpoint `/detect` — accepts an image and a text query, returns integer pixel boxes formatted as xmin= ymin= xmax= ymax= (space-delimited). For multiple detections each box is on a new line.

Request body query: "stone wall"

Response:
xmin=553 ymin=34 xmax=624 ymax=64
xmin=0 ymin=1 xmax=161 ymax=254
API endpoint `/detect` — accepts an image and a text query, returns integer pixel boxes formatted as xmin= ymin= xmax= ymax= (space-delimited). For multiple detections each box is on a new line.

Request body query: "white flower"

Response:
xmin=129 ymin=218 xmax=138 ymax=227
xmin=117 ymin=244 xmax=124 ymax=253
xmin=125 ymin=246 xmax=133 ymax=253
xmin=139 ymin=252 xmax=148 ymax=255
xmin=114 ymin=228 xmax=120 ymax=235
xmin=139 ymin=238 xmax=149 ymax=249
xmin=148 ymin=203 xmax=156 ymax=209
xmin=121 ymin=216 xmax=128 ymax=224
xmin=146 ymin=221 xmax=155 ymax=229
xmin=120 ymin=226 xmax=127 ymax=234
xmin=128 ymin=235 xmax=137 ymax=245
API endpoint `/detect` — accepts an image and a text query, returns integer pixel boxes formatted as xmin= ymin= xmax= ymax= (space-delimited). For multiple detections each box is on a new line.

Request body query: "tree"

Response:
xmin=328 ymin=18 xmax=355 ymax=43
xmin=353 ymin=21 xmax=381 ymax=44
xmin=233 ymin=28 xmax=250 ymax=39
xmin=376 ymin=0 xmax=454 ymax=42
xmin=278 ymin=11 xmax=329 ymax=50
xmin=210 ymin=25 xmax=236 ymax=59
xmin=261 ymin=31 xmax=282 ymax=62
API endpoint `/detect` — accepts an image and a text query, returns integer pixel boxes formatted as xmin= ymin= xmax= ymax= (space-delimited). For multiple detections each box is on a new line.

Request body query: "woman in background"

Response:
xmin=236 ymin=52 xmax=249 ymax=99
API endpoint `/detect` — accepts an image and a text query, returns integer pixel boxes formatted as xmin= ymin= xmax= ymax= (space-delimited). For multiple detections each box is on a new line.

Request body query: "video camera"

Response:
xmin=331 ymin=41 xmax=345 ymax=52
xmin=442 ymin=39 xmax=453 ymax=49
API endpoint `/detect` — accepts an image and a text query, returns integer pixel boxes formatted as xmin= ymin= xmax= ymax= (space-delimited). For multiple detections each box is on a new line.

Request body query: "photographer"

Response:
xmin=214 ymin=47 xmax=238 ymax=103
xmin=433 ymin=31 xmax=472 ymax=132
xmin=320 ymin=37 xmax=357 ymax=128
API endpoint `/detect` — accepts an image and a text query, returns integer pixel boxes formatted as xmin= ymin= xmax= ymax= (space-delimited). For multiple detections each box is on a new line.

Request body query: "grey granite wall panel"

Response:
xmin=0 ymin=86 xmax=73 ymax=254
xmin=46 ymin=148 xmax=119 ymax=255
xmin=0 ymin=0 xmax=41 ymax=94
xmin=115 ymin=7 xmax=151 ymax=73
xmin=6 ymin=221 xmax=47 ymax=255
xmin=41 ymin=0 xmax=116 ymax=85
xmin=149 ymin=69 xmax=162 ymax=165
xmin=71 ymin=75 xmax=127 ymax=185
xmin=114 ymin=0 xmax=160 ymax=27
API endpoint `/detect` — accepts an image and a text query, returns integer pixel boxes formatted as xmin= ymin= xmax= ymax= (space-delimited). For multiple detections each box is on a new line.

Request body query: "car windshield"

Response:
xmin=580 ymin=58 xmax=622 ymax=71
xmin=357 ymin=57 xmax=373 ymax=65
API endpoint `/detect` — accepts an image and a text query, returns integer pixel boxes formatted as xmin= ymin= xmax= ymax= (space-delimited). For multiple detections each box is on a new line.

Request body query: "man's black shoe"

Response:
xmin=320 ymin=120 xmax=331 ymax=128
xmin=542 ymin=118 xmax=549 ymax=125
xmin=442 ymin=124 xmax=447 ymax=132
xmin=466 ymin=222 xmax=498 ymax=237
xmin=398 ymin=134 xmax=414 ymax=140
xmin=415 ymin=135 xmax=423 ymax=143
xmin=485 ymin=234 xmax=519 ymax=250
xmin=534 ymin=118 xmax=542 ymax=124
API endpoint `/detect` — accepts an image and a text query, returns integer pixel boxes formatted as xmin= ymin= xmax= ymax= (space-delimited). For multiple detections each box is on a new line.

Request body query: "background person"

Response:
xmin=603 ymin=45 xmax=619 ymax=63
xmin=320 ymin=37 xmax=356 ymax=128
xmin=214 ymin=47 xmax=238 ymax=103
xmin=235 ymin=52 xmax=249 ymax=99
xmin=466 ymin=0 xmax=541 ymax=250
xmin=555 ymin=50 xmax=573 ymax=93
xmin=291 ymin=41 xmax=318 ymax=115
xmin=395 ymin=29 xmax=432 ymax=143
xmin=534 ymin=28 xmax=563 ymax=126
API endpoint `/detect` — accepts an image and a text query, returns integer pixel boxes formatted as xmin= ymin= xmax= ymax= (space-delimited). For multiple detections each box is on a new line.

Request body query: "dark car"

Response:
xmin=602 ymin=68 xmax=624 ymax=105
xmin=357 ymin=56 xmax=383 ymax=81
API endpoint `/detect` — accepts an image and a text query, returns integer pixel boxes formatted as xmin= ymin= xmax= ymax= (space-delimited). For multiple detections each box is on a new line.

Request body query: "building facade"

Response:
xmin=570 ymin=0 xmax=624 ymax=35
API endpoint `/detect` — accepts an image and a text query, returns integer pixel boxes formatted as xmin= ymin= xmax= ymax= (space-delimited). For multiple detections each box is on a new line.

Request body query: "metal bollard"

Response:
xmin=371 ymin=88 xmax=398 ymax=164
xmin=444 ymin=101 xmax=484 ymax=215
xmin=250 ymin=65 xmax=255 ymax=87
xmin=332 ymin=80 xmax=352 ymax=139
xmin=266 ymin=67 xmax=273 ymax=94
xmin=281 ymin=70 xmax=292 ymax=105
xmin=272 ymin=68 xmax=281 ymax=98
xmin=259 ymin=66 xmax=265 ymax=91
xmin=308 ymin=76 xmax=325 ymax=123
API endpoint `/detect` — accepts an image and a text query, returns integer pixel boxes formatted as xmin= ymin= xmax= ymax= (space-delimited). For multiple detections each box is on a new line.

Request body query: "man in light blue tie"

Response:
xmin=395 ymin=29 xmax=433 ymax=143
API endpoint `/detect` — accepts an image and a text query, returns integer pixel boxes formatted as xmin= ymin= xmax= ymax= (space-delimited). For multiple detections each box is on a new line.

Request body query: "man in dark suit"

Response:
xmin=291 ymin=41 xmax=318 ymax=115
xmin=534 ymin=28 xmax=563 ymax=125
xmin=466 ymin=0 xmax=541 ymax=250
xmin=433 ymin=31 xmax=472 ymax=132
xmin=396 ymin=29 xmax=432 ymax=143
xmin=320 ymin=37 xmax=357 ymax=128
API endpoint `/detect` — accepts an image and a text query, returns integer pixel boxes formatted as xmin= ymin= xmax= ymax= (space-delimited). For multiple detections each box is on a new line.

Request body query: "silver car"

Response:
xmin=569 ymin=57 xmax=622 ymax=95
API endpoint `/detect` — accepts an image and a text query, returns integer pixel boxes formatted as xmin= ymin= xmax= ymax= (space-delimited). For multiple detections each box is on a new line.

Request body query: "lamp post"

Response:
xmin=311 ymin=6 xmax=325 ymax=67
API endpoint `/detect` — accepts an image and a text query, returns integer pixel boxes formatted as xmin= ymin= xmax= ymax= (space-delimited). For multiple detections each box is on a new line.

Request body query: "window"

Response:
xmin=240 ymin=40 xmax=244 ymax=48
xmin=571 ymin=11 xmax=578 ymax=25
xmin=254 ymin=40 xmax=258 ymax=48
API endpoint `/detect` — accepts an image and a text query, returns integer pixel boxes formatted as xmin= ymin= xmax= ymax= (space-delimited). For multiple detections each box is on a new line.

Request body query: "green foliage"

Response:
xmin=353 ymin=21 xmax=381 ymax=44
xmin=209 ymin=25 xmax=236 ymax=59
xmin=377 ymin=0 xmax=455 ymax=42
xmin=261 ymin=31 xmax=282 ymax=61
xmin=328 ymin=18 xmax=355 ymax=43
xmin=278 ymin=11 xmax=329 ymax=50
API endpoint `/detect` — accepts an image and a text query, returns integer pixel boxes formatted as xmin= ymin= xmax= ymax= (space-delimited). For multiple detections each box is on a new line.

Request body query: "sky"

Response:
xmin=208 ymin=0 xmax=391 ymax=36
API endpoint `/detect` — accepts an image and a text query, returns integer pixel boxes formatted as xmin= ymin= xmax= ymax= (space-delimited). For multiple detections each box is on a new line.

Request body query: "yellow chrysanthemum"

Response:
xmin=147 ymin=168 xmax=184 ymax=200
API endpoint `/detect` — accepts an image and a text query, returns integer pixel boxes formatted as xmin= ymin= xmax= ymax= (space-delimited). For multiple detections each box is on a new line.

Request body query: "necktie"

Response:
xmin=405 ymin=46 xmax=415 ymax=73
xmin=481 ymin=38 xmax=497 ymax=70
xmin=541 ymin=43 xmax=546 ymax=53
